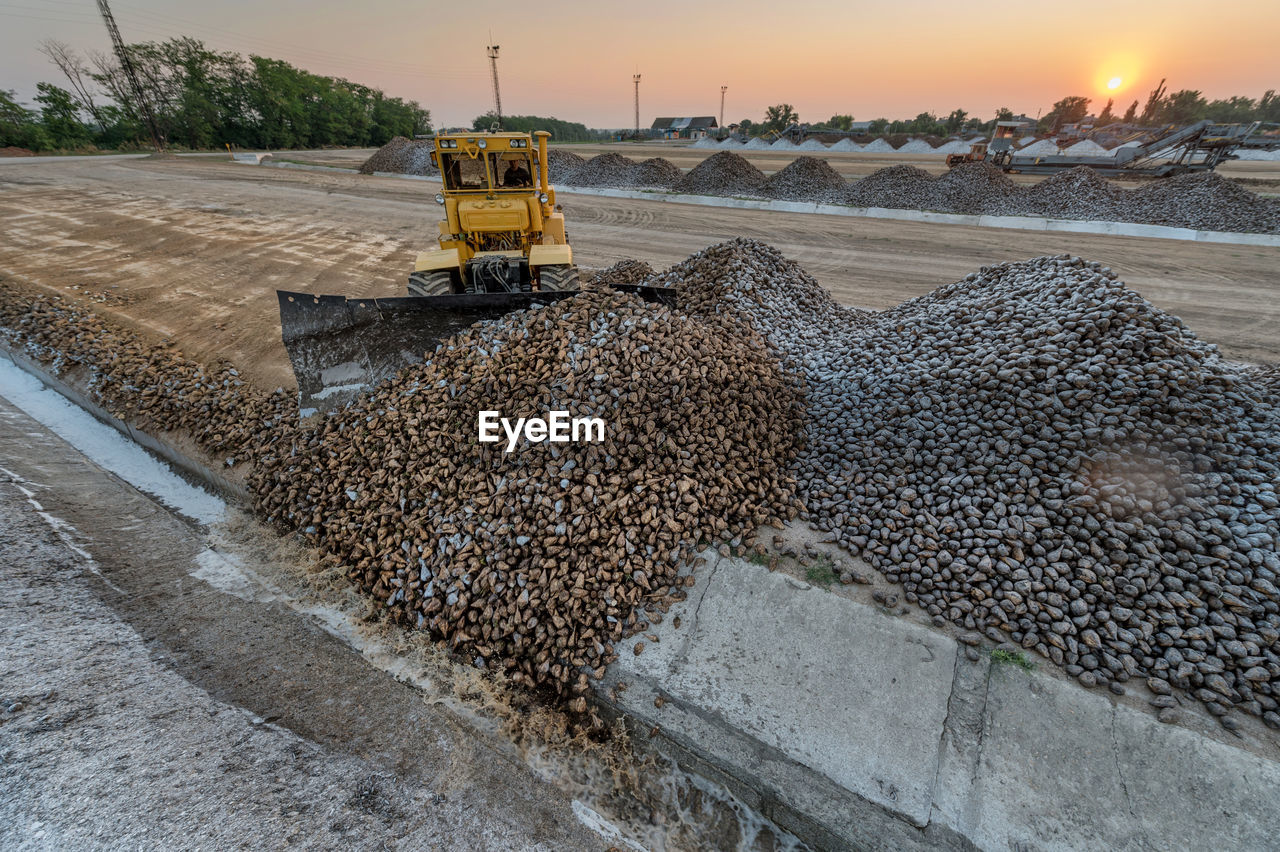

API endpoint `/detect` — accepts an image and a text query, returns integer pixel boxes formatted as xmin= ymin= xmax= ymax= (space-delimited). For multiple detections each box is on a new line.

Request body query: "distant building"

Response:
xmin=848 ymin=120 xmax=873 ymax=133
xmin=650 ymin=116 xmax=718 ymax=139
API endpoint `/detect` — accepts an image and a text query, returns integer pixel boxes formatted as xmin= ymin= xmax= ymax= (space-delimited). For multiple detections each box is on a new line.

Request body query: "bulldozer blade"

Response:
xmin=278 ymin=284 xmax=678 ymax=417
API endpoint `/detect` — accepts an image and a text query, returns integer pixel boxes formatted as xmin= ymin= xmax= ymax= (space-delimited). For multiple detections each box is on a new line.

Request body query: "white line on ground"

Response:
xmin=0 ymin=354 xmax=226 ymax=525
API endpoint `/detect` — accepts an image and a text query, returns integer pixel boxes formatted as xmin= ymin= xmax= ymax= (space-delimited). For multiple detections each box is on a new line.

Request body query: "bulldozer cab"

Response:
xmin=432 ymin=133 xmax=543 ymax=194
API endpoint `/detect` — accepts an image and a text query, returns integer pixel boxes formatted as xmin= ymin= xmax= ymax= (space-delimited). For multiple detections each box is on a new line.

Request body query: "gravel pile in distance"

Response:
xmin=628 ymin=157 xmax=683 ymax=189
xmin=1016 ymin=167 xmax=1129 ymax=219
xmin=842 ymin=164 xmax=939 ymax=209
xmin=251 ymin=288 xmax=803 ymax=715
xmin=757 ymin=157 xmax=848 ymax=203
xmin=561 ymin=152 xmax=636 ymax=187
xmin=545 ymin=149 xmax=585 ymax=183
xmin=358 ymin=137 xmax=438 ymax=176
xmin=933 ymin=161 xmax=1019 ymax=214
xmin=1127 ymin=172 xmax=1280 ymax=234
xmin=675 ymin=151 xmax=766 ymax=197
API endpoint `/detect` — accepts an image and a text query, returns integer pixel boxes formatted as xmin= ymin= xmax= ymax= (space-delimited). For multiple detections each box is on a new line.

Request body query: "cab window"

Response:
xmin=491 ymin=152 xmax=533 ymax=188
xmin=439 ymin=153 xmax=488 ymax=190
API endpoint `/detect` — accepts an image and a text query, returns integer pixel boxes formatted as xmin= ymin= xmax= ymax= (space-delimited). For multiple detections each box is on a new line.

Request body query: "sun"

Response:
xmin=1107 ymin=77 xmax=1123 ymax=90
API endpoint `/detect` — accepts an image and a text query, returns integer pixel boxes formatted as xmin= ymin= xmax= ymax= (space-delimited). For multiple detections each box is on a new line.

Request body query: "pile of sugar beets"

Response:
xmin=255 ymin=239 xmax=1280 ymax=728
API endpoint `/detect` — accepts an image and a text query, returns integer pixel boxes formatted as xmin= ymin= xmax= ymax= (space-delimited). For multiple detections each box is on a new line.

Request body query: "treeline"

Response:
xmin=1 ymin=37 xmax=431 ymax=152
xmin=469 ymin=112 xmax=604 ymax=142
xmin=733 ymin=83 xmax=1279 ymax=139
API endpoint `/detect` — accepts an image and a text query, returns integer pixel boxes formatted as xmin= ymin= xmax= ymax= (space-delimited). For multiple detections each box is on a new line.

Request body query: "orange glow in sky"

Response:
xmin=1 ymin=0 xmax=1277 ymax=128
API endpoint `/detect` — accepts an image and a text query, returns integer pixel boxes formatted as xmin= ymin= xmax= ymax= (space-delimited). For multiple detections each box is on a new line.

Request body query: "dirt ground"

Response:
xmin=0 ymin=156 xmax=1276 ymax=394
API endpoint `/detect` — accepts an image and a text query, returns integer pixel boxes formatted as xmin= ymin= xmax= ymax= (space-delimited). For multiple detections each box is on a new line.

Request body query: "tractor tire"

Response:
xmin=539 ymin=264 xmax=579 ymax=292
xmin=407 ymin=269 xmax=453 ymax=296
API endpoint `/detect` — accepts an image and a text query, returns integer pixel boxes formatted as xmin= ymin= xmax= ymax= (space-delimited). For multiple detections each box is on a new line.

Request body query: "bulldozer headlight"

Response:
xmin=435 ymin=193 xmax=445 ymax=204
xmin=478 ymin=139 xmax=487 ymax=149
xmin=539 ymin=193 xmax=548 ymax=203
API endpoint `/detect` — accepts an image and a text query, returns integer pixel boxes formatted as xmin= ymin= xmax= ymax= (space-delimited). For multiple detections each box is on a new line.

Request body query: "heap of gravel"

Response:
xmin=1015 ymin=167 xmax=1129 ymax=219
xmin=757 ymin=157 xmax=848 ymax=203
xmin=359 ymin=137 xmax=438 ymax=176
xmin=842 ymin=164 xmax=938 ymax=209
xmin=933 ymin=161 xmax=1019 ymax=214
xmin=628 ymin=157 xmax=682 ymax=189
xmin=252 ymin=287 xmax=802 ymax=712
xmin=545 ymin=148 xmax=585 ymax=183
xmin=561 ymin=152 xmax=636 ymax=187
xmin=585 ymin=259 xmax=655 ymax=287
xmin=675 ymin=151 xmax=766 ymax=196
xmin=1126 ymin=172 xmax=1280 ymax=234
xmin=658 ymin=239 xmax=1280 ymax=727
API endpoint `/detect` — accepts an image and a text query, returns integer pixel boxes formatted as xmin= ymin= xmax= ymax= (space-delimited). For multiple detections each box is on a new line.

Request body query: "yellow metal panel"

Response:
xmin=528 ymin=244 xmax=572 ymax=267
xmin=540 ymin=212 xmax=566 ymax=245
xmin=414 ymin=248 xmax=461 ymax=272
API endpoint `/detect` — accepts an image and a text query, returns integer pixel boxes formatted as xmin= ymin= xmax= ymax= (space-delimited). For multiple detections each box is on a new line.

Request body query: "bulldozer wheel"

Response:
xmin=407 ymin=269 xmax=453 ymax=296
xmin=539 ymin=264 xmax=579 ymax=292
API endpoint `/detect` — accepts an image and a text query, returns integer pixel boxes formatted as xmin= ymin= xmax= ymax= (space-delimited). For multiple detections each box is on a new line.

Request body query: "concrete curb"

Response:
xmin=603 ymin=553 xmax=1280 ymax=850
xmin=0 ymin=346 xmax=251 ymax=506
xmin=556 ymin=187 xmax=1280 ymax=247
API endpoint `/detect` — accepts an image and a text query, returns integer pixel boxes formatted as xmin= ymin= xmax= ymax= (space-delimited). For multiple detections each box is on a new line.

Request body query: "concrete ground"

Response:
xmin=0 ymin=391 xmax=609 ymax=851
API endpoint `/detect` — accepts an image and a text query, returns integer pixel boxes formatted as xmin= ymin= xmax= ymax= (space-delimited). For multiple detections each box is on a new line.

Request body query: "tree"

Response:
xmin=1141 ymin=78 xmax=1167 ymax=122
xmin=994 ymin=107 xmax=1014 ymax=122
xmin=0 ymin=89 xmax=49 ymax=150
xmin=1042 ymin=95 xmax=1090 ymax=131
xmin=1122 ymin=100 xmax=1138 ymax=123
xmin=823 ymin=114 xmax=853 ymax=131
xmin=762 ymin=104 xmax=798 ymax=134
xmin=944 ymin=108 xmax=968 ymax=134
xmin=471 ymin=114 xmax=591 ymax=142
xmin=1260 ymin=90 xmax=1280 ymax=123
xmin=868 ymin=118 xmax=889 ymax=134
xmin=35 ymin=82 xmax=91 ymax=147
xmin=737 ymin=118 xmax=755 ymax=134
xmin=1205 ymin=95 xmax=1256 ymax=123
xmin=1158 ymin=90 xmax=1207 ymax=124
xmin=39 ymin=40 xmax=103 ymax=125
xmin=1097 ymin=99 xmax=1114 ymax=124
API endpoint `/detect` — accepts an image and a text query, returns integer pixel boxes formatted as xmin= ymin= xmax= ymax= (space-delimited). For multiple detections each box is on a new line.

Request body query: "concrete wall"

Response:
xmin=601 ymin=550 xmax=1280 ymax=850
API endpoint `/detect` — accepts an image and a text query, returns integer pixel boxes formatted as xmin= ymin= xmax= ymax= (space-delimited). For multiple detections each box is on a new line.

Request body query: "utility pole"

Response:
xmin=633 ymin=73 xmax=641 ymax=136
xmin=95 ymin=0 xmax=163 ymax=151
xmin=720 ymin=85 xmax=727 ymax=128
xmin=487 ymin=43 xmax=502 ymax=128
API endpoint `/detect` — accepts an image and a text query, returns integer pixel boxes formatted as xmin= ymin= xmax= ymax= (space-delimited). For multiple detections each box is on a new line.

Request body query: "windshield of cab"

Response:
xmin=489 ymin=152 xmax=534 ymax=189
xmin=439 ymin=152 xmax=488 ymax=190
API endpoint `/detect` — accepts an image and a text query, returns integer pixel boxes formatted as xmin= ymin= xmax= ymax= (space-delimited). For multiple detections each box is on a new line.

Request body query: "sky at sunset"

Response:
xmin=2 ymin=0 xmax=1277 ymax=130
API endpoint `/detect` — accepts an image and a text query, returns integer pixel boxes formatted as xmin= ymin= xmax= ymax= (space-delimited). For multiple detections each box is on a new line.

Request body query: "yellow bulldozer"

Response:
xmin=409 ymin=130 xmax=578 ymax=295
xmin=276 ymin=129 xmax=675 ymax=415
